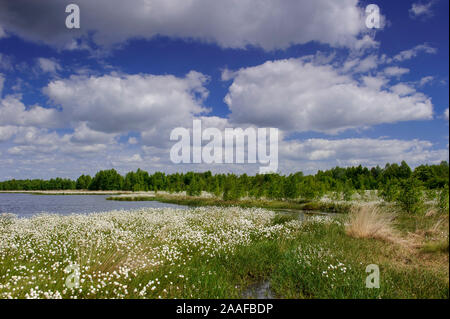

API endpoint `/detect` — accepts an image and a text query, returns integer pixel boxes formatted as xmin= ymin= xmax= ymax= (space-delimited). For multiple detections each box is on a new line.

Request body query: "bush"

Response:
xmin=396 ymin=178 xmax=424 ymax=214
xmin=343 ymin=181 xmax=355 ymax=201
xmin=437 ymin=185 xmax=449 ymax=213
xmin=380 ymin=179 xmax=399 ymax=202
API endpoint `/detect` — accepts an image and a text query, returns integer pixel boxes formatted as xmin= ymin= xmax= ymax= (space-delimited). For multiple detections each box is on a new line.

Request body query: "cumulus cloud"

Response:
xmin=409 ymin=1 xmax=435 ymax=20
xmin=70 ymin=122 xmax=117 ymax=145
xmin=4 ymin=126 xmax=113 ymax=157
xmin=352 ymin=35 xmax=380 ymax=55
xmin=0 ymin=95 xmax=61 ymax=128
xmin=37 ymin=57 xmax=61 ymax=74
xmin=361 ymin=76 xmax=388 ymax=90
xmin=224 ymin=58 xmax=433 ymax=134
xmin=390 ymin=83 xmax=416 ymax=96
xmin=0 ymin=0 xmax=371 ymax=51
xmin=344 ymin=55 xmax=379 ymax=73
xmin=280 ymin=138 xmax=449 ymax=172
xmin=44 ymin=71 xmax=209 ymax=137
xmin=444 ymin=108 xmax=449 ymax=121
xmin=383 ymin=66 xmax=410 ymax=77
xmin=0 ymin=125 xmax=17 ymax=142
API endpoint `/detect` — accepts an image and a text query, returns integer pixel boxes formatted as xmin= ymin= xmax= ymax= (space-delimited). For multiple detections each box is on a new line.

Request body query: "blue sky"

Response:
xmin=0 ymin=0 xmax=448 ymax=179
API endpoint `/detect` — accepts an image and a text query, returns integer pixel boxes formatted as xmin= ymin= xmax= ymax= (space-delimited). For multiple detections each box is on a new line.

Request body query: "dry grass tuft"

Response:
xmin=425 ymin=209 xmax=437 ymax=217
xmin=346 ymin=206 xmax=397 ymax=242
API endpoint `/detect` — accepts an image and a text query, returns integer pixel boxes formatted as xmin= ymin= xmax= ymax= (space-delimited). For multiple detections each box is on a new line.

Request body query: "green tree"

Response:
xmin=89 ymin=169 xmax=123 ymax=190
xmin=397 ymin=178 xmax=424 ymax=214
xmin=76 ymin=175 xmax=92 ymax=189
xmin=342 ymin=180 xmax=354 ymax=201
xmin=380 ymin=179 xmax=399 ymax=202
xmin=223 ymin=176 xmax=240 ymax=201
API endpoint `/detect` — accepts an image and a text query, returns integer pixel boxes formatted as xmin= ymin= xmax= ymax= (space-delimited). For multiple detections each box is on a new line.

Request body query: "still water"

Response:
xmin=0 ymin=193 xmax=187 ymax=218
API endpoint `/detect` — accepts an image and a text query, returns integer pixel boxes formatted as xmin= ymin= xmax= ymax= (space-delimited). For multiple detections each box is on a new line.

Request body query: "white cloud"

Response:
xmin=37 ymin=57 xmax=61 ymax=74
xmin=0 ymin=0 xmax=371 ymax=51
xmin=342 ymin=55 xmax=379 ymax=73
xmin=0 ymin=95 xmax=61 ymax=128
xmin=4 ymin=126 xmax=113 ymax=157
xmin=419 ymin=76 xmax=434 ymax=86
xmin=361 ymin=76 xmax=388 ymax=90
xmin=128 ymin=137 xmax=138 ymax=145
xmin=0 ymin=125 xmax=17 ymax=142
xmin=409 ymin=1 xmax=435 ymax=20
xmin=392 ymin=44 xmax=437 ymax=62
xmin=70 ymin=122 xmax=116 ymax=145
xmin=0 ymin=53 xmax=13 ymax=71
xmin=280 ymin=138 xmax=449 ymax=172
xmin=383 ymin=66 xmax=410 ymax=77
xmin=44 ymin=71 xmax=209 ymax=138
xmin=221 ymin=69 xmax=237 ymax=82
xmin=390 ymin=83 xmax=416 ymax=97
xmin=444 ymin=108 xmax=449 ymax=121
xmin=353 ymin=55 xmax=379 ymax=73
xmin=0 ymin=73 xmax=4 ymax=95
xmin=113 ymin=154 xmax=143 ymax=164
xmin=352 ymin=35 xmax=380 ymax=55
xmin=224 ymin=58 xmax=433 ymax=134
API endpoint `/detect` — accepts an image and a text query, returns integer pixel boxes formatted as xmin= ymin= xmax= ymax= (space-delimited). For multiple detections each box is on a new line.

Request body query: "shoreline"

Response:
xmin=106 ymin=193 xmax=352 ymax=214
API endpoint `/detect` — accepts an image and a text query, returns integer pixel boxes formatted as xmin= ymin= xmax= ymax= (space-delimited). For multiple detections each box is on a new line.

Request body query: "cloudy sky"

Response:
xmin=0 ymin=0 xmax=448 ymax=179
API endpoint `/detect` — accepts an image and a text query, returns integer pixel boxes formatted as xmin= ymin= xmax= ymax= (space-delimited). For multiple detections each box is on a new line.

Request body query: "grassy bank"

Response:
xmin=106 ymin=194 xmax=351 ymax=214
xmin=0 ymin=205 xmax=447 ymax=299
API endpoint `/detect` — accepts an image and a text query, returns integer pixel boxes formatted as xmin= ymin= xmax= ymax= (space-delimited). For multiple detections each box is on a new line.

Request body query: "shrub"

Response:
xmin=396 ymin=178 xmax=424 ymax=214
xmin=380 ymin=179 xmax=399 ymax=202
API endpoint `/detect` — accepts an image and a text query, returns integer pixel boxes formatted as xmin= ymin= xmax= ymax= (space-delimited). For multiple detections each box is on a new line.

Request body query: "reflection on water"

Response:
xmin=242 ymin=280 xmax=274 ymax=299
xmin=0 ymin=193 xmax=187 ymax=218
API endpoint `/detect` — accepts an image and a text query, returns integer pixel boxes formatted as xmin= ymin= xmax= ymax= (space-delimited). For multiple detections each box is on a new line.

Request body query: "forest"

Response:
xmin=1 ymin=161 xmax=448 ymax=202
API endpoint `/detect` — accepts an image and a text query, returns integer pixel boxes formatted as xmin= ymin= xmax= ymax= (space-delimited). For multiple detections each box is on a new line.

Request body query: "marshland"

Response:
xmin=0 ymin=162 xmax=448 ymax=299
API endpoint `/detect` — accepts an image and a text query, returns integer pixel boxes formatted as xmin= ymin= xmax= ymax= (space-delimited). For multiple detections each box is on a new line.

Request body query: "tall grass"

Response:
xmin=0 ymin=207 xmax=447 ymax=299
xmin=345 ymin=206 xmax=396 ymax=242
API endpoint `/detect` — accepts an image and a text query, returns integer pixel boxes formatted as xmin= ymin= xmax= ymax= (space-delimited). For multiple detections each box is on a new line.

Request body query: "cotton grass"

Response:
xmin=0 ymin=207 xmax=301 ymax=299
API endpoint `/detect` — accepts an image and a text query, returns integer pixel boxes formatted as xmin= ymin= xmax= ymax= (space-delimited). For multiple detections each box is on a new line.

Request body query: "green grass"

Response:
xmin=271 ymin=219 xmax=448 ymax=298
xmin=106 ymin=194 xmax=351 ymax=214
xmin=422 ymin=239 xmax=449 ymax=254
xmin=0 ymin=206 xmax=448 ymax=299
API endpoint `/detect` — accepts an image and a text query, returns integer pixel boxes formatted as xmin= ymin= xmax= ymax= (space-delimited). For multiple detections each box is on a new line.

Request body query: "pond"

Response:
xmin=0 ymin=193 xmax=187 ymax=218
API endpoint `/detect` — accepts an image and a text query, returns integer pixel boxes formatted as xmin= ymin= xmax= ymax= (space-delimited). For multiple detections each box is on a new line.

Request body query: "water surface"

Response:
xmin=0 ymin=193 xmax=187 ymax=218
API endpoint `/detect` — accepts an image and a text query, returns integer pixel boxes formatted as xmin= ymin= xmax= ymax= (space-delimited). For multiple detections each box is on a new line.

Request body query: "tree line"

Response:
xmin=0 ymin=161 xmax=448 ymax=200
